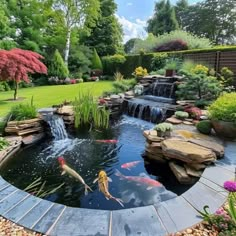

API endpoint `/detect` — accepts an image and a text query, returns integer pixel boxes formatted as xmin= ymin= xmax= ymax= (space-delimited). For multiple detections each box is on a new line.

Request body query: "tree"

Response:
xmin=175 ymin=0 xmax=188 ymax=28
xmin=85 ymin=0 xmax=123 ymax=56
xmin=147 ymin=0 xmax=179 ymax=36
xmin=49 ymin=49 xmax=69 ymax=78
xmin=0 ymin=48 xmax=47 ymax=100
xmin=181 ymin=0 xmax=236 ymax=44
xmin=124 ymin=38 xmax=142 ymax=54
xmin=91 ymin=48 xmax=103 ymax=70
xmin=53 ymin=0 xmax=100 ymax=65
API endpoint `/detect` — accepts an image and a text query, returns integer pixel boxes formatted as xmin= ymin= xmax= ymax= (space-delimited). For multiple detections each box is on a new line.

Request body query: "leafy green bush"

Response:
xmin=102 ymin=54 xmax=126 ymax=74
xmin=8 ymin=98 xmax=37 ymax=121
xmin=114 ymin=72 xmax=124 ymax=81
xmin=154 ymin=123 xmax=173 ymax=137
xmin=0 ymin=137 xmax=9 ymax=151
xmin=151 ymin=53 xmax=168 ymax=71
xmin=196 ymin=120 xmax=212 ymax=135
xmin=48 ymin=49 xmax=69 ymax=79
xmin=91 ymin=48 xmax=103 ymax=70
xmin=112 ymin=79 xmax=137 ymax=93
xmin=208 ymin=93 xmax=236 ymax=123
xmin=175 ymin=111 xmax=189 ymax=120
xmin=219 ymin=67 xmax=234 ymax=87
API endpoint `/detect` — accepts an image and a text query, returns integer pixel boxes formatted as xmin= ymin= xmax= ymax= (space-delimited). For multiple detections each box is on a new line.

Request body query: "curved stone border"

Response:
xmin=0 ymin=140 xmax=235 ymax=236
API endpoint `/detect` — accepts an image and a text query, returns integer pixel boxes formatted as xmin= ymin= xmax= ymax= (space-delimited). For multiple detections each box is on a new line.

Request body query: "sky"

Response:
xmin=115 ymin=0 xmax=201 ymax=42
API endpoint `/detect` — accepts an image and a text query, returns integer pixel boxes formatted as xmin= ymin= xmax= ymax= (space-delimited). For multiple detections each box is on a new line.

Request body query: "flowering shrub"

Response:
xmin=134 ymin=66 xmax=148 ymax=77
xmin=70 ymin=79 xmax=76 ymax=84
xmin=48 ymin=76 xmax=59 ymax=84
xmin=191 ymin=64 xmax=209 ymax=75
xmin=76 ymin=79 xmax=83 ymax=83
xmin=64 ymin=78 xmax=71 ymax=84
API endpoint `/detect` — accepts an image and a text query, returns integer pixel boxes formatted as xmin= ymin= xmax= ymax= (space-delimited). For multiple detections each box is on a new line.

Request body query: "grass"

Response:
xmin=0 ymin=81 xmax=113 ymax=117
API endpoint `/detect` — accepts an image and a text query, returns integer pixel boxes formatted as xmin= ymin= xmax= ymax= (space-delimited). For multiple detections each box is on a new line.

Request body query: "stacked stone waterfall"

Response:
xmin=143 ymin=130 xmax=225 ymax=184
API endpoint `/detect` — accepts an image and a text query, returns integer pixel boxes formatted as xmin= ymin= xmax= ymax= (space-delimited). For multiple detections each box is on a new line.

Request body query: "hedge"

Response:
xmin=102 ymin=46 xmax=236 ymax=77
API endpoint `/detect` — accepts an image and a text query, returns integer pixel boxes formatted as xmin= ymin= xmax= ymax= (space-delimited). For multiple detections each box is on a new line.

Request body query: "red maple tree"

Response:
xmin=0 ymin=48 xmax=47 ymax=100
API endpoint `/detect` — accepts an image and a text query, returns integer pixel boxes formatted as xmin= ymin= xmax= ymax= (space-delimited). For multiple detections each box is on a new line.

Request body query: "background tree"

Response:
xmin=49 ymin=49 xmax=69 ymax=78
xmin=124 ymin=38 xmax=142 ymax=54
xmin=175 ymin=0 xmax=188 ymax=28
xmin=147 ymin=0 xmax=179 ymax=36
xmin=0 ymin=49 xmax=47 ymax=100
xmin=53 ymin=0 xmax=100 ymax=65
xmin=85 ymin=0 xmax=123 ymax=56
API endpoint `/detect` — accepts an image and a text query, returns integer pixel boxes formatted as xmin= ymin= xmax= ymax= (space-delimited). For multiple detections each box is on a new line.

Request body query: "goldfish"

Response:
xmin=57 ymin=157 xmax=92 ymax=195
xmin=96 ymin=140 xmax=118 ymax=144
xmin=93 ymin=170 xmax=124 ymax=207
xmin=115 ymin=169 xmax=162 ymax=190
xmin=121 ymin=161 xmax=142 ymax=170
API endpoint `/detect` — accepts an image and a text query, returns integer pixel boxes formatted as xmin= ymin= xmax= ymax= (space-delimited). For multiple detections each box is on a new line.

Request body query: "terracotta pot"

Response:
xmin=212 ymin=120 xmax=236 ymax=139
xmin=165 ymin=69 xmax=176 ymax=77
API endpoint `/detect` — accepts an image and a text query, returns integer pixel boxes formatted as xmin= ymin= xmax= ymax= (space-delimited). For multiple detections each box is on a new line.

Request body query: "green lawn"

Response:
xmin=0 ymin=81 xmax=113 ymax=117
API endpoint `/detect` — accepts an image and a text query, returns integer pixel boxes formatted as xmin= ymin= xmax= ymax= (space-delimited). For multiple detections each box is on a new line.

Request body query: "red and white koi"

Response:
xmin=57 ymin=157 xmax=92 ymax=195
xmin=93 ymin=170 xmax=124 ymax=207
xmin=121 ymin=161 xmax=142 ymax=170
xmin=96 ymin=140 xmax=118 ymax=144
xmin=115 ymin=169 xmax=162 ymax=190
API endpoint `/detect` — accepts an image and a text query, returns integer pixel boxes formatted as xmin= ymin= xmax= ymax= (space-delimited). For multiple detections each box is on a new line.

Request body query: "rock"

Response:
xmin=143 ymin=130 xmax=164 ymax=142
xmin=110 ymin=94 xmax=120 ymax=100
xmin=124 ymin=91 xmax=134 ymax=96
xmin=184 ymin=165 xmax=203 ymax=177
xmin=22 ymin=133 xmax=45 ymax=145
xmin=169 ymin=162 xmax=195 ymax=184
xmin=174 ymin=130 xmax=208 ymax=140
xmin=145 ymin=152 xmax=167 ymax=163
xmin=166 ymin=117 xmax=182 ymax=124
xmin=187 ymin=163 xmax=207 ymax=170
xmin=161 ymin=140 xmax=216 ymax=163
xmin=183 ymin=121 xmax=193 ymax=125
xmin=200 ymin=115 xmax=208 ymax=120
xmin=124 ymin=95 xmax=134 ymax=99
xmin=189 ymin=139 xmax=224 ymax=158
xmin=57 ymin=105 xmax=74 ymax=116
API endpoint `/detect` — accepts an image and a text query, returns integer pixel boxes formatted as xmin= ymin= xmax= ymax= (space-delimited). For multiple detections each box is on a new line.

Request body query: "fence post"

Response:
xmin=215 ymin=51 xmax=221 ymax=73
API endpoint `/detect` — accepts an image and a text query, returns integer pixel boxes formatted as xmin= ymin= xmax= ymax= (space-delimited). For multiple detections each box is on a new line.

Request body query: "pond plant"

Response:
xmin=0 ymin=137 xmax=9 ymax=151
xmin=73 ymin=90 xmax=110 ymax=129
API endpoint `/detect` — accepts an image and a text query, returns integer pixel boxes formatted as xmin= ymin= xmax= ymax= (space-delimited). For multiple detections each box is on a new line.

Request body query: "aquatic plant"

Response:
xmin=73 ymin=90 xmax=110 ymax=129
xmin=0 ymin=137 xmax=9 ymax=151
xmin=24 ymin=177 xmax=64 ymax=198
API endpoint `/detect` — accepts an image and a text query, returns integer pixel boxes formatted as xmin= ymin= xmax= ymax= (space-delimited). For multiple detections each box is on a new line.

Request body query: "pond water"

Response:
xmin=0 ymin=115 xmax=191 ymax=210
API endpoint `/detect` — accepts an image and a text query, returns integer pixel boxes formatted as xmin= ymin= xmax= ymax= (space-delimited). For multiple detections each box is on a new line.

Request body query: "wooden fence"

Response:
xmin=183 ymin=51 xmax=236 ymax=83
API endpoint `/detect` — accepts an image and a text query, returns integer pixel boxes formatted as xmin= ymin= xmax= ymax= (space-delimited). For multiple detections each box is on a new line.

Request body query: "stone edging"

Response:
xmin=0 ymin=141 xmax=235 ymax=236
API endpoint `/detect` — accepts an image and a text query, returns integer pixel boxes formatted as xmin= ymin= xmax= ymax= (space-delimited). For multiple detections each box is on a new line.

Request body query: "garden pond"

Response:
xmin=0 ymin=115 xmax=192 ymax=210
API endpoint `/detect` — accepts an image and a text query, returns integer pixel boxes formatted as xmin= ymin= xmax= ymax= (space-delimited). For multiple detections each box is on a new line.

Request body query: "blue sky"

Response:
xmin=115 ymin=0 xmax=201 ymax=42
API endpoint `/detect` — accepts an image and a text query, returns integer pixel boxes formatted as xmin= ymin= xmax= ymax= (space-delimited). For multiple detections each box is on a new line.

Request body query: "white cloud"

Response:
xmin=116 ymin=14 xmax=147 ymax=43
xmin=127 ymin=2 xmax=133 ymax=6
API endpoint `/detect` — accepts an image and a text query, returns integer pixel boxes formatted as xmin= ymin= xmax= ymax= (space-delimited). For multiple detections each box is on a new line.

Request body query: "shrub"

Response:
xmin=0 ymin=137 xmax=9 ymax=151
xmin=48 ymin=49 xmax=69 ymax=79
xmin=191 ymin=65 xmax=209 ymax=75
xmin=48 ymin=76 xmax=59 ymax=85
xmin=219 ymin=67 xmax=234 ymax=87
xmin=196 ymin=120 xmax=212 ymax=135
xmin=133 ymin=66 xmax=148 ymax=77
xmin=154 ymin=123 xmax=173 ymax=137
xmin=208 ymin=93 xmax=236 ymax=123
xmin=91 ymin=48 xmax=103 ymax=70
xmin=76 ymin=79 xmax=83 ymax=83
xmin=151 ymin=53 xmax=168 ymax=71
xmin=102 ymin=54 xmax=126 ymax=74
xmin=155 ymin=39 xmax=188 ymax=52
xmin=0 ymin=81 xmax=11 ymax=91
xmin=114 ymin=72 xmax=124 ymax=81
xmin=9 ymin=98 xmax=37 ymax=121
xmin=112 ymin=79 xmax=137 ymax=93
xmin=175 ymin=111 xmax=189 ymax=120
xmin=64 ymin=78 xmax=71 ymax=84
xmin=184 ymin=106 xmax=202 ymax=120
xmin=82 ymin=74 xmax=90 ymax=82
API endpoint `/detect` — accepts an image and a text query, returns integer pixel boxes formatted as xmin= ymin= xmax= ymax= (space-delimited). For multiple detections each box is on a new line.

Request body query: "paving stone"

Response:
xmin=155 ymin=196 xmax=201 ymax=233
xmin=202 ymin=165 xmax=234 ymax=186
xmin=0 ymin=189 xmax=28 ymax=215
xmin=224 ymin=141 xmax=236 ymax=165
xmin=0 ymin=185 xmax=19 ymax=203
xmin=4 ymin=195 xmax=41 ymax=222
xmin=17 ymin=199 xmax=54 ymax=229
xmin=32 ymin=203 xmax=65 ymax=233
xmin=182 ymin=182 xmax=226 ymax=213
xmin=0 ymin=177 xmax=10 ymax=190
xmin=112 ymin=205 xmax=167 ymax=236
xmin=49 ymin=207 xmax=110 ymax=236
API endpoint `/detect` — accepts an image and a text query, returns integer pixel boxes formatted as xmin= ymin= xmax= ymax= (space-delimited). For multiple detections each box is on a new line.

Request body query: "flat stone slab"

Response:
xmin=112 ymin=205 xmax=167 ymax=236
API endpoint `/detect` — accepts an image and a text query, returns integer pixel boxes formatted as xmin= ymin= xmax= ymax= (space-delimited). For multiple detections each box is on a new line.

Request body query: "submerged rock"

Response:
xmin=161 ymin=139 xmax=216 ymax=164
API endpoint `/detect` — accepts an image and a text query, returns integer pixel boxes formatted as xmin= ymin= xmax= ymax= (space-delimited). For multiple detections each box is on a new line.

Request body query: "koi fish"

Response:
xmin=57 ymin=157 xmax=92 ymax=195
xmin=115 ymin=169 xmax=162 ymax=190
xmin=93 ymin=170 xmax=124 ymax=207
xmin=96 ymin=140 xmax=118 ymax=144
xmin=121 ymin=161 xmax=142 ymax=170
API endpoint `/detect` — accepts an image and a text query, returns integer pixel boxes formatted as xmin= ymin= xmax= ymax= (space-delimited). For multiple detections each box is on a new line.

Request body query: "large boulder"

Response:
xmin=143 ymin=130 xmax=164 ymax=142
xmin=161 ymin=139 xmax=216 ymax=164
xmin=57 ymin=106 xmax=74 ymax=116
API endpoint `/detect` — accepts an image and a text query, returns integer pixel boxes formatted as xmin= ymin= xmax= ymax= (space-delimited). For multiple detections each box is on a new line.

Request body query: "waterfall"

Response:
xmin=45 ymin=115 xmax=68 ymax=140
xmin=151 ymin=82 xmax=175 ymax=98
xmin=138 ymin=105 xmax=145 ymax=119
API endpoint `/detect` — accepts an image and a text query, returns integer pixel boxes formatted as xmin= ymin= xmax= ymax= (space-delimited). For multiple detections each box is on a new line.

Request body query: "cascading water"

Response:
xmin=45 ymin=115 xmax=68 ymax=140
xmin=151 ymin=82 xmax=175 ymax=98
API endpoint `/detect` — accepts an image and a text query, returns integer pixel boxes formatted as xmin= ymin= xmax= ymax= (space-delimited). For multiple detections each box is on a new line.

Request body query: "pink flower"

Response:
xmin=224 ymin=180 xmax=236 ymax=192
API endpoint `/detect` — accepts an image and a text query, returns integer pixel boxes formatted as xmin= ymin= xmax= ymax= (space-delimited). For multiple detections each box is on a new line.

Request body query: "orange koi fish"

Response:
xmin=58 ymin=157 xmax=92 ymax=195
xmin=121 ymin=161 xmax=142 ymax=170
xmin=93 ymin=170 xmax=124 ymax=207
xmin=96 ymin=140 xmax=118 ymax=144
xmin=115 ymin=169 xmax=162 ymax=190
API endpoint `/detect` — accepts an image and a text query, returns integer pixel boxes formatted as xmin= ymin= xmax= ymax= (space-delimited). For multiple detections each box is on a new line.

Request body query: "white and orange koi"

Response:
xmin=93 ymin=170 xmax=124 ymax=207
xmin=58 ymin=157 xmax=92 ymax=195
xmin=115 ymin=169 xmax=162 ymax=190
xmin=121 ymin=161 xmax=142 ymax=170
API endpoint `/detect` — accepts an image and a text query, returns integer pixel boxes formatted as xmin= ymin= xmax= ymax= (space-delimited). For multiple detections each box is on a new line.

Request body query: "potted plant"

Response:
xmin=154 ymin=122 xmax=173 ymax=137
xmin=165 ymin=60 xmax=178 ymax=77
xmin=208 ymin=93 xmax=236 ymax=139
